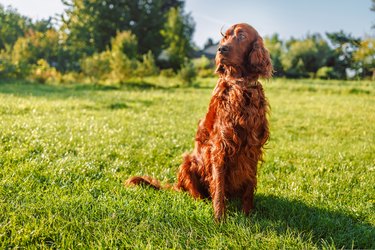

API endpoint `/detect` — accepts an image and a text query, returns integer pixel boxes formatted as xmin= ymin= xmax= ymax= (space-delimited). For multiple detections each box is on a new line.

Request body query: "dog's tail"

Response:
xmin=125 ymin=176 xmax=178 ymax=191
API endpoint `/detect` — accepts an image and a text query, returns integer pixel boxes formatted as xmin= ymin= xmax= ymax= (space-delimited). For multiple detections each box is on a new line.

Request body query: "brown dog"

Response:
xmin=126 ymin=23 xmax=272 ymax=221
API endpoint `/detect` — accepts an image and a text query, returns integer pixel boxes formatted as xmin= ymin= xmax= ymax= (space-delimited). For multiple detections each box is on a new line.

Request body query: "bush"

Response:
xmin=81 ymin=31 xmax=156 ymax=84
xmin=135 ymin=51 xmax=158 ymax=78
xmin=0 ymin=51 xmax=17 ymax=79
xmin=29 ymin=59 xmax=61 ymax=84
xmin=111 ymin=31 xmax=138 ymax=59
xmin=316 ymin=66 xmax=335 ymax=79
xmin=109 ymin=50 xmax=136 ymax=84
xmin=192 ymin=55 xmax=214 ymax=78
xmin=160 ymin=69 xmax=175 ymax=78
xmin=178 ymin=59 xmax=197 ymax=86
xmin=80 ymin=51 xmax=111 ymax=83
xmin=60 ymin=71 xmax=84 ymax=84
xmin=8 ymin=38 xmax=32 ymax=78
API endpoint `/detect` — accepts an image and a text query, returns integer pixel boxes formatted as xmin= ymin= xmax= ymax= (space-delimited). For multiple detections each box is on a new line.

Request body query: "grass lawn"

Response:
xmin=0 ymin=78 xmax=374 ymax=249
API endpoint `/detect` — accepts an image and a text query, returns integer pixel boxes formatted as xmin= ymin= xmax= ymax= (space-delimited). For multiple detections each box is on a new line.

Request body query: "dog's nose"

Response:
xmin=218 ymin=45 xmax=229 ymax=53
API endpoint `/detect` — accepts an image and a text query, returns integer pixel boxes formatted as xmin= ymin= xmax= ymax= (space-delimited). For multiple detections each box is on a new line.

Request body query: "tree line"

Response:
xmin=0 ymin=0 xmax=374 ymax=85
xmin=263 ymin=31 xmax=374 ymax=79
xmin=0 ymin=0 xmax=197 ymax=84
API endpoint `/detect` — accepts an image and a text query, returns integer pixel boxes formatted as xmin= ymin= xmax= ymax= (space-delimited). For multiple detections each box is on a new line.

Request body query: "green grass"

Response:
xmin=0 ymin=78 xmax=374 ymax=249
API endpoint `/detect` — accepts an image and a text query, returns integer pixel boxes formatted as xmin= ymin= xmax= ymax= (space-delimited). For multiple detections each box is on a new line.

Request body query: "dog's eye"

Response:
xmin=238 ymin=34 xmax=246 ymax=40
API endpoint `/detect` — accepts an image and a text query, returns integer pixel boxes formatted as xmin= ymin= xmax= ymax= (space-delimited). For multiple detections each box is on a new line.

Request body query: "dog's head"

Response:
xmin=215 ymin=23 xmax=273 ymax=79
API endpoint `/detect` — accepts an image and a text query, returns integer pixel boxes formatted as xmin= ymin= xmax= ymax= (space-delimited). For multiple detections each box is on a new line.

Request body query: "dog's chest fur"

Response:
xmin=212 ymin=79 xmax=264 ymax=131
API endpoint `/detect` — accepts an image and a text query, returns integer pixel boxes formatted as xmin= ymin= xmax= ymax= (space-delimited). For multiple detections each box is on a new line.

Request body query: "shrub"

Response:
xmin=80 ymin=51 xmax=111 ymax=83
xmin=109 ymin=50 xmax=136 ymax=84
xmin=178 ymin=59 xmax=197 ymax=86
xmin=111 ymin=31 xmax=138 ymax=59
xmin=316 ymin=66 xmax=335 ymax=79
xmin=11 ymin=30 xmax=60 ymax=73
xmin=0 ymin=51 xmax=17 ymax=79
xmin=29 ymin=59 xmax=61 ymax=84
xmin=60 ymin=71 xmax=83 ymax=84
xmin=160 ymin=69 xmax=175 ymax=78
xmin=135 ymin=51 xmax=158 ymax=78
xmin=80 ymin=31 xmax=143 ymax=84
xmin=192 ymin=55 xmax=214 ymax=78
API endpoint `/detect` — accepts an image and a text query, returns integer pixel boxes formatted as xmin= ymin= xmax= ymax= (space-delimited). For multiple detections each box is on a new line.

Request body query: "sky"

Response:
xmin=1 ymin=0 xmax=374 ymax=48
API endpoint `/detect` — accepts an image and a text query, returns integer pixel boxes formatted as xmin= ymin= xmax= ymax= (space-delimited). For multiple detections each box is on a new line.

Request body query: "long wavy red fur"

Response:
xmin=126 ymin=23 xmax=272 ymax=221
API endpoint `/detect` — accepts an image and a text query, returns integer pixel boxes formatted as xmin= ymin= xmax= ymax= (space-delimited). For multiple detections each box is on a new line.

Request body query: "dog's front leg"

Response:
xmin=241 ymin=184 xmax=255 ymax=215
xmin=211 ymin=149 xmax=226 ymax=221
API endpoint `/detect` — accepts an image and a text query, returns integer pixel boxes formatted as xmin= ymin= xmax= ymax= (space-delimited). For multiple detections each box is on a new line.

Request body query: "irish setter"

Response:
xmin=126 ymin=23 xmax=272 ymax=221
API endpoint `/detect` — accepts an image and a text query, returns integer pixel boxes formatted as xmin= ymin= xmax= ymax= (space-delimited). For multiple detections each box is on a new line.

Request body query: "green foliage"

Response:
xmin=353 ymin=38 xmax=375 ymax=78
xmin=11 ymin=30 xmax=60 ymax=66
xmin=178 ymin=59 xmax=197 ymax=85
xmin=316 ymin=66 xmax=335 ymax=79
xmin=130 ymin=0 xmax=185 ymax=56
xmin=0 ymin=4 xmax=31 ymax=50
xmin=59 ymin=71 xmax=83 ymax=84
xmin=264 ymin=34 xmax=284 ymax=76
xmin=61 ymin=0 xmax=184 ymax=58
xmin=0 ymin=24 xmax=63 ymax=80
xmin=110 ymin=31 xmax=138 ymax=59
xmin=192 ymin=55 xmax=214 ymax=77
xmin=1 ymin=1 xmax=373 ymax=81
xmin=29 ymin=59 xmax=61 ymax=84
xmin=80 ymin=32 xmax=159 ymax=84
xmin=10 ymin=36 xmax=32 ymax=76
xmin=160 ymin=7 xmax=195 ymax=70
xmin=281 ymin=34 xmax=331 ymax=78
xmin=326 ymin=31 xmax=361 ymax=79
xmin=0 ymin=50 xmax=16 ymax=79
xmin=107 ymin=31 xmax=138 ymax=83
xmin=0 ymin=79 xmax=374 ymax=248
xmin=80 ymin=50 xmax=112 ymax=83
xmin=31 ymin=18 xmax=54 ymax=33
xmin=135 ymin=51 xmax=159 ymax=78
xmin=160 ymin=68 xmax=176 ymax=78
xmin=109 ymin=50 xmax=136 ymax=84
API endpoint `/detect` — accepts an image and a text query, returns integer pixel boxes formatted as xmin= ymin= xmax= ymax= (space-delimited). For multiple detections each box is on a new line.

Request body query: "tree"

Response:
xmin=326 ymin=31 xmax=361 ymax=79
xmin=109 ymin=31 xmax=138 ymax=83
xmin=353 ymin=38 xmax=375 ymax=78
xmin=135 ymin=51 xmax=159 ymax=78
xmin=281 ymin=34 xmax=331 ymax=78
xmin=110 ymin=31 xmax=138 ymax=59
xmin=178 ymin=58 xmax=197 ymax=85
xmin=80 ymin=30 xmax=159 ymax=84
xmin=61 ymin=0 xmax=184 ymax=59
xmin=81 ymin=50 xmax=112 ymax=83
xmin=0 ymin=4 xmax=54 ymax=79
xmin=160 ymin=7 xmax=195 ymax=70
xmin=0 ymin=50 xmax=16 ymax=79
xmin=0 ymin=4 xmax=32 ymax=50
xmin=264 ymin=34 xmax=284 ymax=76
xmin=127 ymin=0 xmax=185 ymax=57
xmin=31 ymin=18 xmax=54 ymax=33
xmin=11 ymin=29 xmax=60 ymax=66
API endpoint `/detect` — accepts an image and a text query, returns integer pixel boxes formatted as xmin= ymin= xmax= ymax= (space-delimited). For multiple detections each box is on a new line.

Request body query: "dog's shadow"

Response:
xmin=228 ymin=194 xmax=374 ymax=249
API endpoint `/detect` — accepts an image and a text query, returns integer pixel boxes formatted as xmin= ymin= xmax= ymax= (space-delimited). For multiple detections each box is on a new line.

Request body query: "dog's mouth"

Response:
xmin=217 ymin=54 xmax=230 ymax=65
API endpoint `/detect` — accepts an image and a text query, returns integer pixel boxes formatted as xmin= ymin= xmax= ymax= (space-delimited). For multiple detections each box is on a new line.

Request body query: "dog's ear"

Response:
xmin=248 ymin=36 xmax=273 ymax=78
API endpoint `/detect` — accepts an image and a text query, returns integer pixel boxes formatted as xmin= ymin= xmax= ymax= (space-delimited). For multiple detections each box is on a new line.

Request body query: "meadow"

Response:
xmin=0 ymin=78 xmax=374 ymax=249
